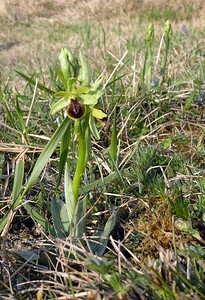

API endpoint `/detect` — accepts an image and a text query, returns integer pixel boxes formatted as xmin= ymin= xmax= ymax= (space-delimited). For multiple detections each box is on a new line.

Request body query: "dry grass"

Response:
xmin=0 ymin=1 xmax=205 ymax=299
xmin=0 ymin=0 xmax=205 ymax=76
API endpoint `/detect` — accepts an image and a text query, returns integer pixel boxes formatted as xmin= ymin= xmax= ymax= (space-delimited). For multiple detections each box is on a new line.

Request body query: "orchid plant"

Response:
xmin=51 ymin=48 xmax=107 ymax=201
xmin=0 ymin=48 xmax=120 ymax=262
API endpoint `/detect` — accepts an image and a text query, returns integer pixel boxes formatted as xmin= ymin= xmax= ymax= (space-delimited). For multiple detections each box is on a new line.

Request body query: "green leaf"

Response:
xmin=72 ymin=196 xmax=87 ymax=238
xmin=161 ymin=137 xmax=172 ymax=149
xmin=11 ymin=249 xmax=57 ymax=268
xmin=78 ymin=51 xmax=90 ymax=86
xmin=87 ymin=257 xmax=114 ymax=275
xmin=50 ymin=97 xmax=69 ymax=115
xmin=65 ymin=48 xmax=77 ymax=68
xmin=183 ymin=86 xmax=198 ymax=111
xmin=0 ymin=130 xmax=23 ymax=144
xmin=80 ymin=171 xmax=118 ymax=194
xmin=54 ymin=66 xmax=67 ymax=89
xmin=89 ymin=208 xmax=122 ymax=256
xmin=89 ymin=114 xmax=100 ymax=140
xmin=22 ymin=117 xmax=70 ymax=196
xmin=56 ymin=123 xmax=71 ymax=190
xmin=93 ymin=89 xmax=104 ymax=100
xmin=11 ymin=159 xmax=24 ymax=205
xmin=107 ymin=273 xmax=122 ymax=292
xmin=108 ymin=154 xmax=127 ymax=192
xmin=11 ymin=250 xmax=40 ymax=264
xmin=15 ymin=96 xmax=26 ymax=133
xmin=24 ymin=203 xmax=55 ymax=236
xmin=51 ymin=198 xmax=70 ymax=238
xmin=0 ymin=90 xmax=16 ymax=129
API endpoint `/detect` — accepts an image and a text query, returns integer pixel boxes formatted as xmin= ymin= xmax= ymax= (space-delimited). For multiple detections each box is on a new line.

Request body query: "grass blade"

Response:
xmin=0 ymin=159 xmax=24 ymax=234
xmin=110 ymin=108 xmax=117 ymax=171
xmin=16 ymin=71 xmax=54 ymax=94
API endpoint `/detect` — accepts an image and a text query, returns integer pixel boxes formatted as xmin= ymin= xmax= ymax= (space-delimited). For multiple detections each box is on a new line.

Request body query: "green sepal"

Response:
xmin=80 ymin=93 xmax=98 ymax=105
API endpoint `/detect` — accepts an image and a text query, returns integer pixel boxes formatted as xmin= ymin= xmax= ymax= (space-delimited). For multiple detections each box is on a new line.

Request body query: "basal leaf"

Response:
xmin=24 ymin=203 xmax=55 ymax=236
xmin=89 ymin=208 xmax=122 ymax=256
xmin=51 ymin=198 xmax=70 ymax=238
xmin=72 ymin=196 xmax=87 ymax=238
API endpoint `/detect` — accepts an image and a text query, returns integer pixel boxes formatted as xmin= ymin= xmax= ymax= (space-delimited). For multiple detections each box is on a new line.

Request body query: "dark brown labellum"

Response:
xmin=66 ymin=98 xmax=85 ymax=120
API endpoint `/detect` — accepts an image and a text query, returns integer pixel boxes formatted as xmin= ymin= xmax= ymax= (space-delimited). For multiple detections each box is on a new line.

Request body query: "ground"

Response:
xmin=0 ymin=0 xmax=205 ymax=299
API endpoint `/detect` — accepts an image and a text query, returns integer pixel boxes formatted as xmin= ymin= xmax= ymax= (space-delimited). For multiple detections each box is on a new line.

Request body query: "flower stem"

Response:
xmin=72 ymin=119 xmax=86 ymax=201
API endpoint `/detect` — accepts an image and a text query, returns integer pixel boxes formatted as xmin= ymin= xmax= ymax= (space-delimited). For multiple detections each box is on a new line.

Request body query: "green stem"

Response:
xmin=146 ymin=23 xmax=154 ymax=92
xmin=72 ymin=119 xmax=86 ymax=201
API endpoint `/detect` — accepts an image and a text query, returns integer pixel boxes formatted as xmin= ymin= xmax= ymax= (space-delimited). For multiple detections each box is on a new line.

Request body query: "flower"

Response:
xmin=51 ymin=77 xmax=107 ymax=139
xmin=66 ymin=98 xmax=86 ymax=120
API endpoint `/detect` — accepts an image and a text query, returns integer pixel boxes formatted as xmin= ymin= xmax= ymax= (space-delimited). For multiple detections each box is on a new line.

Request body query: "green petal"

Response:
xmin=51 ymin=97 xmax=69 ymax=115
xmin=92 ymin=108 xmax=107 ymax=119
xmin=80 ymin=94 xmax=98 ymax=105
